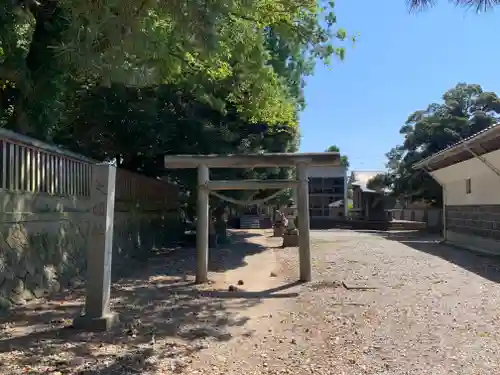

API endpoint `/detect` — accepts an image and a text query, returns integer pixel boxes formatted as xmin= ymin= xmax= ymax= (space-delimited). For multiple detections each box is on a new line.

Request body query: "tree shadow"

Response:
xmin=364 ymin=230 xmax=500 ymax=284
xmin=149 ymin=230 xmax=269 ymax=276
xmin=0 ymin=230 xmax=284 ymax=374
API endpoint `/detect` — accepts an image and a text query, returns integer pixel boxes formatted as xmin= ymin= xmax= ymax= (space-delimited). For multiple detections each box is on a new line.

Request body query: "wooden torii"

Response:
xmin=164 ymin=152 xmax=342 ymax=283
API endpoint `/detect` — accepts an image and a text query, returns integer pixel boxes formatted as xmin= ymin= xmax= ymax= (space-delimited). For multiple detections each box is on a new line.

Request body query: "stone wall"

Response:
xmin=389 ymin=208 xmax=443 ymax=233
xmin=0 ymin=193 xmax=89 ymax=310
xmin=0 ymin=190 xmax=179 ymax=312
xmin=112 ymin=200 xmax=181 ymax=270
xmin=0 ymin=130 xmax=180 ymax=312
xmin=445 ymin=205 xmax=500 ymax=255
xmin=445 ymin=205 xmax=500 ymax=241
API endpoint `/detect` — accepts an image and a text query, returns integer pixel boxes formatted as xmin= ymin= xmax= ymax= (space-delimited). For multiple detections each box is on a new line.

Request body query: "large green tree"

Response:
xmin=376 ymin=83 xmax=500 ymax=205
xmin=0 ymin=0 xmax=352 ymax=138
xmin=55 ymin=81 xmax=298 ymax=217
xmin=1 ymin=0 xmax=353 ymax=220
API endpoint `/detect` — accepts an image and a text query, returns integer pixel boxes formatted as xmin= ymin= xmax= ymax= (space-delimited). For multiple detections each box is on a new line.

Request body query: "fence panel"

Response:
xmin=115 ymin=168 xmax=178 ymax=210
xmin=0 ymin=129 xmax=93 ymax=197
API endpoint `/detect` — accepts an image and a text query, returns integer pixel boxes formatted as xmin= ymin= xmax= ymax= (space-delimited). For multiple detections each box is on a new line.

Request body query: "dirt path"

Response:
xmin=2 ymin=229 xmax=500 ymax=375
xmin=0 ymin=230 xmax=295 ymax=375
xmin=189 ymin=229 xmax=500 ymax=375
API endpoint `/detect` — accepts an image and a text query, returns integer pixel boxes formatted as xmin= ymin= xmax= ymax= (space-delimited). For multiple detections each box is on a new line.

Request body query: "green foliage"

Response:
xmin=1 ymin=0 xmax=354 ymax=216
xmin=54 ymin=82 xmax=299 ymax=216
xmin=325 ymin=144 xmax=350 ymax=168
xmin=1 ymin=0 xmax=353 ymax=135
xmin=381 ymin=83 xmax=500 ymax=206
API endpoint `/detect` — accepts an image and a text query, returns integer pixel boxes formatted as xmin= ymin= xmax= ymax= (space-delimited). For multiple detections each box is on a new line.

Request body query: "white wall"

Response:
xmin=431 ymin=149 xmax=500 ymax=206
xmin=306 ymin=166 xmax=346 ymax=178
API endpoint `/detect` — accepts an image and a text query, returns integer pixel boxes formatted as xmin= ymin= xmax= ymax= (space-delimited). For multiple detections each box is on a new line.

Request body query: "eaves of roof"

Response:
xmin=413 ymin=123 xmax=500 ymax=171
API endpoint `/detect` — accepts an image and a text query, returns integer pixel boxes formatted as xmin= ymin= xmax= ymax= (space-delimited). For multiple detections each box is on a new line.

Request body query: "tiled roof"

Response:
xmin=414 ymin=123 xmax=499 ymax=167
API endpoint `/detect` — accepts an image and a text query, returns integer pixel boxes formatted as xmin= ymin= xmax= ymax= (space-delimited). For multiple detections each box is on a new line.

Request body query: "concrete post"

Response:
xmin=73 ymin=163 xmax=118 ymax=331
xmin=296 ymin=162 xmax=312 ymax=282
xmin=196 ymin=164 xmax=210 ymax=283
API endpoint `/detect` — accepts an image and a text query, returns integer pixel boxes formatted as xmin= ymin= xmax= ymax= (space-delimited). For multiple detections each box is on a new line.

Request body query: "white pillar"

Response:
xmin=196 ymin=164 xmax=210 ymax=283
xmin=296 ymin=162 xmax=312 ymax=282
xmin=73 ymin=163 xmax=118 ymax=331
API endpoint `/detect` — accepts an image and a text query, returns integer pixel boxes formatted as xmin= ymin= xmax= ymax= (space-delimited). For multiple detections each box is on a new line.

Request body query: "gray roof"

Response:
xmin=351 ymin=183 xmax=385 ymax=194
xmin=414 ymin=123 xmax=499 ymax=169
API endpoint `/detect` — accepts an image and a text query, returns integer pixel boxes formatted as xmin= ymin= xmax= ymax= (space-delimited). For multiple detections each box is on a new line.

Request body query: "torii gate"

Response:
xmin=164 ymin=152 xmax=342 ymax=283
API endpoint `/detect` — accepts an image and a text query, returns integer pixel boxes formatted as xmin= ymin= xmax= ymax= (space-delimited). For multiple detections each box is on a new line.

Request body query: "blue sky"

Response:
xmin=299 ymin=1 xmax=500 ymax=171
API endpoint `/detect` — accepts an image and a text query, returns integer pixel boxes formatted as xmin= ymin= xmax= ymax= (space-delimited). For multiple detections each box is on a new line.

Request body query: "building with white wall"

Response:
xmin=306 ymin=166 xmax=348 ymax=219
xmin=413 ymin=124 xmax=500 ymax=254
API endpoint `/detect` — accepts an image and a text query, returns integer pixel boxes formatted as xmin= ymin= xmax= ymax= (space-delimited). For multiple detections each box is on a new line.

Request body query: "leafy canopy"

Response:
xmin=325 ymin=144 xmax=350 ymax=168
xmin=1 ymin=0 xmax=353 ymax=135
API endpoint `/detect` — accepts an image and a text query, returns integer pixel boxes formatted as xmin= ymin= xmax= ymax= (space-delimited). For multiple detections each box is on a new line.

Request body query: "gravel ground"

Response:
xmin=273 ymin=230 xmax=500 ymax=375
xmin=1 ymin=229 xmax=500 ymax=375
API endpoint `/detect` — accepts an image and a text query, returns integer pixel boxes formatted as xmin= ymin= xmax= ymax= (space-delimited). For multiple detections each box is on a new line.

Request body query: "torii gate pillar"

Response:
xmin=196 ymin=164 xmax=210 ymax=283
xmin=164 ymin=152 xmax=343 ymax=284
xmin=296 ymin=162 xmax=311 ymax=281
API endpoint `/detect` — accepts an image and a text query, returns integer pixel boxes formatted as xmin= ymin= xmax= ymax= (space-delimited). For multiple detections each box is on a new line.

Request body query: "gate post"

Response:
xmin=296 ymin=162 xmax=312 ymax=281
xmin=196 ymin=164 xmax=210 ymax=283
xmin=73 ymin=163 xmax=118 ymax=331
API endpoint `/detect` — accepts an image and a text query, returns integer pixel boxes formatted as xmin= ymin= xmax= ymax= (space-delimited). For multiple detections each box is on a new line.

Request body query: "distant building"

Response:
xmin=307 ymin=166 xmax=348 ymax=219
xmin=413 ymin=123 xmax=500 ymax=255
xmin=348 ymin=170 xmax=388 ymax=220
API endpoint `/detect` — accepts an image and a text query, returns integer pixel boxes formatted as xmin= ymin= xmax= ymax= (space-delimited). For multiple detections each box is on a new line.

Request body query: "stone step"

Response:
xmin=240 ymin=215 xmax=262 ymax=229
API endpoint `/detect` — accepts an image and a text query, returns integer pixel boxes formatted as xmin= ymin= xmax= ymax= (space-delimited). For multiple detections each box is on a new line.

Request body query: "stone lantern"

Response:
xmin=272 ymin=208 xmax=286 ymax=237
xmin=285 ymin=201 xmax=297 ymax=231
xmin=282 ymin=199 xmax=299 ymax=247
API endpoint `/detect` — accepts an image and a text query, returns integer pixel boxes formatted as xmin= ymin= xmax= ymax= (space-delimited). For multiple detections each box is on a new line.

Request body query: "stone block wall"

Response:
xmin=112 ymin=206 xmax=181 ymax=270
xmin=445 ymin=205 xmax=500 ymax=241
xmin=0 ymin=193 xmax=89 ymax=310
xmin=388 ymin=208 xmax=443 ymax=233
xmin=0 ymin=130 xmax=180 ymax=312
xmin=0 ymin=191 xmax=180 ymax=312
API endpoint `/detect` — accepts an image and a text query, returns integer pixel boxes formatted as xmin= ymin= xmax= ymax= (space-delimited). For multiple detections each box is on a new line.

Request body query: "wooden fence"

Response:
xmin=0 ymin=129 xmax=93 ymax=197
xmin=0 ymin=128 xmax=178 ymax=207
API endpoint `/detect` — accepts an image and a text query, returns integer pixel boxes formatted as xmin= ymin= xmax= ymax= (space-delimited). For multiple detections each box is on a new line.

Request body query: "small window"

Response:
xmin=465 ymin=178 xmax=472 ymax=194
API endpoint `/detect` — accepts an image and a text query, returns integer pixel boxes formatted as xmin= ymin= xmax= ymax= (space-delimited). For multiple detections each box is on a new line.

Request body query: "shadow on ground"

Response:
xmin=362 ymin=230 xmax=500 ymax=284
xmin=153 ymin=230 xmax=268 ymax=275
xmin=0 ymin=230 xmax=291 ymax=375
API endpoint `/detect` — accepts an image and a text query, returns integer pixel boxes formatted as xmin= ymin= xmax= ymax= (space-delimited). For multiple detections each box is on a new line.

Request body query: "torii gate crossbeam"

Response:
xmin=164 ymin=152 xmax=343 ymax=283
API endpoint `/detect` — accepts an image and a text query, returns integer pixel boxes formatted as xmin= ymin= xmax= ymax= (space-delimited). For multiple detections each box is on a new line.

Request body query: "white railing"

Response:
xmin=0 ymin=129 xmax=95 ymax=197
